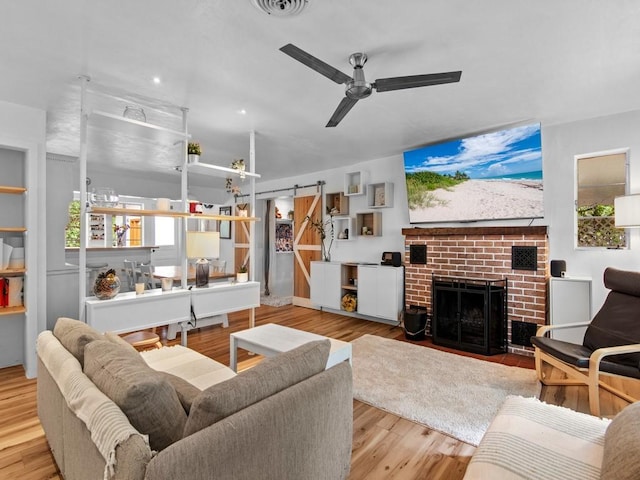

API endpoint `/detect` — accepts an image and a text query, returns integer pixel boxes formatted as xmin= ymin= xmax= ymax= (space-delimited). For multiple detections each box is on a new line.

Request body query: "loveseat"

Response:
xmin=463 ymin=395 xmax=640 ymax=480
xmin=37 ymin=318 xmax=353 ymax=480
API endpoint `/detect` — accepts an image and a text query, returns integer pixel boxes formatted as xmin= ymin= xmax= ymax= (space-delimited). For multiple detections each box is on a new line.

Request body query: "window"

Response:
xmin=576 ymin=151 xmax=628 ymax=248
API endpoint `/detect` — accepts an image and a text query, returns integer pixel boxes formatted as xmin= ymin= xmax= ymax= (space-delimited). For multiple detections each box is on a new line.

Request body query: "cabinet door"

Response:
xmin=357 ymin=266 xmax=403 ymax=321
xmin=310 ymin=262 xmax=341 ymax=310
xmin=376 ymin=267 xmax=403 ymax=321
xmin=356 ymin=265 xmax=378 ymax=317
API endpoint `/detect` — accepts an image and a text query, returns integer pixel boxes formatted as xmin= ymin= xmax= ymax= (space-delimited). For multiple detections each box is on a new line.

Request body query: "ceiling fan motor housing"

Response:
xmin=346 ymin=53 xmax=372 ymax=99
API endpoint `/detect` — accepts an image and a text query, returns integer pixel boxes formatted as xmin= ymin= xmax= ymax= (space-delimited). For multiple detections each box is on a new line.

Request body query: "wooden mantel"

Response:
xmin=402 ymin=225 xmax=548 ymax=237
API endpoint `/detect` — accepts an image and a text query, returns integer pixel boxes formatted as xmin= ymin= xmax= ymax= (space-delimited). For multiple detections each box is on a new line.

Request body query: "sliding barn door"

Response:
xmin=292 ymin=192 xmax=322 ymax=306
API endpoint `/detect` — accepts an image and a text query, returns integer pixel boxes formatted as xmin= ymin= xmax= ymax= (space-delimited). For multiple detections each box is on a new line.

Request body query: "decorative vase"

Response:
xmin=237 ymin=272 xmax=248 ymax=283
xmin=93 ymin=269 xmax=121 ymax=300
xmin=188 ymin=154 xmax=200 ymax=164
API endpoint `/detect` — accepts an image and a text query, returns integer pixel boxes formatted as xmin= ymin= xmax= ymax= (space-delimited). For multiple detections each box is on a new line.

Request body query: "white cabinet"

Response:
xmin=310 ymin=261 xmax=342 ymax=310
xmin=549 ymin=277 xmax=592 ymax=344
xmin=357 ymin=265 xmax=404 ymax=321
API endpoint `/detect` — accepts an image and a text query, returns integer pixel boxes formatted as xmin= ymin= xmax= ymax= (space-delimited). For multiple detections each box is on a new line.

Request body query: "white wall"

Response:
xmin=543 ymin=110 xmax=640 ymax=311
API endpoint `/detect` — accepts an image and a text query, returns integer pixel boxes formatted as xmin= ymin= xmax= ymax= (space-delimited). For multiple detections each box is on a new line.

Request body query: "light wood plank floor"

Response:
xmin=1 ymin=304 xmax=637 ymax=480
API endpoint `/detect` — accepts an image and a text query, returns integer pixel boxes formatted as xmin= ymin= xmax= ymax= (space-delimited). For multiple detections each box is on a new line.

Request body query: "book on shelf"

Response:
xmin=0 ymin=277 xmax=23 ymax=307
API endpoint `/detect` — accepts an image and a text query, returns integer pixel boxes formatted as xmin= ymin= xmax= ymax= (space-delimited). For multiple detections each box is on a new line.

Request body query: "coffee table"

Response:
xmin=229 ymin=323 xmax=352 ymax=372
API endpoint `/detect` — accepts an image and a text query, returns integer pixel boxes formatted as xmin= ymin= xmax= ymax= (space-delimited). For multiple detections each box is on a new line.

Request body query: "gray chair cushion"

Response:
xmin=602 ymin=401 xmax=640 ymax=480
xmin=83 ymin=340 xmax=187 ymax=451
xmin=582 ymin=268 xmax=640 ymax=367
xmin=183 ymin=339 xmax=330 ymax=437
xmin=52 ymin=317 xmax=103 ymax=367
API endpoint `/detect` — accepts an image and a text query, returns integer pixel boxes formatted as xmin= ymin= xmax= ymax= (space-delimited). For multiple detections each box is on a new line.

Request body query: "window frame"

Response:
xmin=574 ymin=148 xmax=629 ymax=250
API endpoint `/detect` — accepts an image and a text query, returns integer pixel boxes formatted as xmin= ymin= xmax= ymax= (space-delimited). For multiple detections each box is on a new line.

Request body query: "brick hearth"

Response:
xmin=402 ymin=226 xmax=548 ymax=355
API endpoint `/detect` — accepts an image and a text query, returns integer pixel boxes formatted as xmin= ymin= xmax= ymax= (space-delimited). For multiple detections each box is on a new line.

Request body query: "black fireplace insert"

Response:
xmin=431 ymin=275 xmax=508 ymax=355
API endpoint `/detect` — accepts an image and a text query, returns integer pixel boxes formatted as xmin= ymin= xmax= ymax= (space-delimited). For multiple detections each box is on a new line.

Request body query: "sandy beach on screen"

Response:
xmin=409 ymin=179 xmax=543 ymax=223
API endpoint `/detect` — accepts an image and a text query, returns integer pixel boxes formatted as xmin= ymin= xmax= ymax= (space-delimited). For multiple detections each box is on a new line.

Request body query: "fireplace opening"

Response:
xmin=431 ymin=275 xmax=508 ymax=355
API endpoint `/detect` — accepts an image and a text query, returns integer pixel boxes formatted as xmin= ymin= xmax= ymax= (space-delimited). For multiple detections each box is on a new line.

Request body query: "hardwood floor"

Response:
xmin=0 ymin=304 xmax=637 ymax=480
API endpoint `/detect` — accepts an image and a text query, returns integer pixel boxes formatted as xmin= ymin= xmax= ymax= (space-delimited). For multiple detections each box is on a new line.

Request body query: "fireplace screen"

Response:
xmin=432 ymin=275 xmax=507 ymax=355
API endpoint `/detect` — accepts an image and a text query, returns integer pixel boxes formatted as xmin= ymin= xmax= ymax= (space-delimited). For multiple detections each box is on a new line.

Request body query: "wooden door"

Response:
xmin=293 ymin=193 xmax=322 ymax=306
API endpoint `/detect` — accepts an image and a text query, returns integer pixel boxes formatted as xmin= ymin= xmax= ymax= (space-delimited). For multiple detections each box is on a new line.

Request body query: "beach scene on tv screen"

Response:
xmin=404 ymin=123 xmax=543 ymax=223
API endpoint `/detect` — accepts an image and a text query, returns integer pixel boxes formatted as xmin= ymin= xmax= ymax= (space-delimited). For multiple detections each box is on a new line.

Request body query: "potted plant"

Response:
xmin=237 ymin=263 xmax=248 ymax=283
xmin=187 ymin=142 xmax=201 ymax=163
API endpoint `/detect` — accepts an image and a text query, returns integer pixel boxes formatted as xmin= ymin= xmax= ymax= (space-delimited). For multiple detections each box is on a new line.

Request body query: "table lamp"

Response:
xmin=615 ymin=194 xmax=640 ymax=228
xmin=186 ymin=231 xmax=220 ymax=287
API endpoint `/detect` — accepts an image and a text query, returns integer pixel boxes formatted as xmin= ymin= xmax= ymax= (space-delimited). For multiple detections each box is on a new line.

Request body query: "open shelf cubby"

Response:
xmin=355 ymin=211 xmax=382 ymax=237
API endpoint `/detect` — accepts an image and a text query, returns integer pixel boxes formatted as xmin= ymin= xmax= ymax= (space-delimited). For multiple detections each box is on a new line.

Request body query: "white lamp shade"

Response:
xmin=615 ymin=195 xmax=640 ymax=228
xmin=186 ymin=231 xmax=220 ymax=259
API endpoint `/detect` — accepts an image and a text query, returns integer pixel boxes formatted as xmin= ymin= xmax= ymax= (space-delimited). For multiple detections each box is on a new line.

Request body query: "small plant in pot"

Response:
xmin=237 ymin=264 xmax=248 ymax=283
xmin=187 ymin=142 xmax=201 ymax=163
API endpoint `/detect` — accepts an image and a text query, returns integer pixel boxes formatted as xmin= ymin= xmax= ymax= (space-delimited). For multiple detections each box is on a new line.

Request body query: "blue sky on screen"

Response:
xmin=404 ymin=123 xmax=542 ymax=179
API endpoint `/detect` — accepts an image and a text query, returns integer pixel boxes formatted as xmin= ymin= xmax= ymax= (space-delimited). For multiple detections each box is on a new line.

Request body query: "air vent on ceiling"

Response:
xmin=251 ymin=0 xmax=309 ymax=16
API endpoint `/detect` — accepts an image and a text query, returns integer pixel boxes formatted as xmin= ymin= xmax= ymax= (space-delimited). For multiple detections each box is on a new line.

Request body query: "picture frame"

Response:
xmin=219 ymin=206 xmax=232 ymax=239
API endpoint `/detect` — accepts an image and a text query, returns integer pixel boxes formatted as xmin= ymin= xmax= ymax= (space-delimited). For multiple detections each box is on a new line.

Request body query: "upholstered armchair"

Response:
xmin=531 ymin=267 xmax=640 ymax=416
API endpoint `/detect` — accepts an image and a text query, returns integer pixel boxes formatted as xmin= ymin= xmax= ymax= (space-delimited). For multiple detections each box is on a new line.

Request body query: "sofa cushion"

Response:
xmin=52 ymin=317 xmax=103 ymax=367
xmin=183 ymin=339 xmax=330 ymax=436
xmin=83 ymin=340 xmax=187 ymax=451
xmin=601 ymin=402 xmax=640 ymax=480
xmin=463 ymin=396 xmax=610 ymax=480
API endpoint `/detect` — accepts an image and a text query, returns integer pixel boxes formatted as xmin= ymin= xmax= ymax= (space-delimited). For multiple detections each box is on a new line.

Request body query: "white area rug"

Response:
xmin=351 ymin=334 xmax=541 ymax=446
xmin=260 ymin=295 xmax=292 ymax=307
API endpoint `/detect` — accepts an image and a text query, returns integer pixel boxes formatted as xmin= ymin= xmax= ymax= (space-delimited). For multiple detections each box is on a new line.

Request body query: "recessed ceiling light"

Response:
xmin=153 ymin=77 xmax=161 ymax=85
xmin=238 ymin=109 xmax=247 ymax=115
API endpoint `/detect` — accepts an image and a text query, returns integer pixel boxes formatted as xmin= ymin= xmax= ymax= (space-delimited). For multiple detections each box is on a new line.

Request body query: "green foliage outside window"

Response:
xmin=66 ymin=200 xmax=81 ymax=247
xmin=576 ymin=203 xmax=625 ymax=248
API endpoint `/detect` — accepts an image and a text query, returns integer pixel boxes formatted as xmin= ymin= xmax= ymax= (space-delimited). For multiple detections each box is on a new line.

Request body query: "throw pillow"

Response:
xmin=160 ymin=372 xmax=202 ymax=414
xmin=184 ymin=339 xmax=330 ymax=437
xmin=84 ymin=340 xmax=187 ymax=451
xmin=103 ymin=331 xmax=138 ymax=354
xmin=52 ymin=317 xmax=103 ymax=367
xmin=601 ymin=401 xmax=640 ymax=480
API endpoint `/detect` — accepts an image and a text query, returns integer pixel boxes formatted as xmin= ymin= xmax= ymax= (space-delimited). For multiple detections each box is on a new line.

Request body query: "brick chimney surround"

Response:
xmin=402 ymin=226 xmax=549 ymax=356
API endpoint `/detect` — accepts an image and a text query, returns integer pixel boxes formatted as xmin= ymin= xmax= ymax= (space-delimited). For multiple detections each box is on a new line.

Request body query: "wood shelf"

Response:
xmin=0 ymin=186 xmax=26 ymax=194
xmin=0 ymin=306 xmax=26 ymax=317
xmin=0 ymin=227 xmax=27 ymax=233
xmin=89 ymin=206 xmax=259 ymax=222
xmin=0 ymin=268 xmax=26 ymax=276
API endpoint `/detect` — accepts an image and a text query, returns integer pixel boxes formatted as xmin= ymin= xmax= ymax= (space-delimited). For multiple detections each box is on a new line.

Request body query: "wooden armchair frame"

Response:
xmin=534 ymin=322 xmax=640 ymax=416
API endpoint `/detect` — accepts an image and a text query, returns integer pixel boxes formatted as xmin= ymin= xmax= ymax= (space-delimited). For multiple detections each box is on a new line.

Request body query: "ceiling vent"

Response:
xmin=251 ymin=0 xmax=309 ymax=16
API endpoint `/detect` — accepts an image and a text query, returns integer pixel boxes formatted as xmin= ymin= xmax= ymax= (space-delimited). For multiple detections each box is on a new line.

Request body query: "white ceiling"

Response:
xmin=3 ymin=1 xmax=640 ymax=184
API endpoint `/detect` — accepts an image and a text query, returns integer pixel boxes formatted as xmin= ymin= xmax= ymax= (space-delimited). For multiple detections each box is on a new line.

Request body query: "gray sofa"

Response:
xmin=37 ymin=318 xmax=353 ymax=480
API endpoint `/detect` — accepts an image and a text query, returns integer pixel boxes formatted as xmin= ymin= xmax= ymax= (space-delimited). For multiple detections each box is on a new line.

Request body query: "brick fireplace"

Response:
xmin=402 ymin=226 xmax=548 ymax=355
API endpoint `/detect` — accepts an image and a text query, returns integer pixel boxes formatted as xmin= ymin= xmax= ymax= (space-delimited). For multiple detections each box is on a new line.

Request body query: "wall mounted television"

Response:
xmin=403 ymin=122 xmax=543 ymax=224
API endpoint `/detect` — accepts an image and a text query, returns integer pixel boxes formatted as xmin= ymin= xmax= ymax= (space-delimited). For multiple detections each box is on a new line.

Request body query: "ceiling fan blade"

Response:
xmin=374 ymin=71 xmax=462 ymax=92
xmin=280 ymin=44 xmax=352 ymax=85
xmin=326 ymin=96 xmax=359 ymax=127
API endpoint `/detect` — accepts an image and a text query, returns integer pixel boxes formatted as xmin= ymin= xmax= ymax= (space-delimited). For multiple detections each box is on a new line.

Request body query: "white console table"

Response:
xmin=86 ymin=281 xmax=260 ymax=346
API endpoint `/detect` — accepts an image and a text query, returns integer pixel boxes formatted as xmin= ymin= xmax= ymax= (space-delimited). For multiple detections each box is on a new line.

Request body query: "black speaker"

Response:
xmin=550 ymin=260 xmax=566 ymax=278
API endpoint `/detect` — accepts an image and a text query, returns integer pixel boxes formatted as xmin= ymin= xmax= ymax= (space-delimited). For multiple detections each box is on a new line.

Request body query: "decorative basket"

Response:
xmin=341 ymin=293 xmax=357 ymax=312
xmin=93 ymin=268 xmax=121 ymax=300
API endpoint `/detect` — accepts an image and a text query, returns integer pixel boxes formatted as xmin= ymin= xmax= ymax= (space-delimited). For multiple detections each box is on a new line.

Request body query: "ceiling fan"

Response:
xmin=279 ymin=43 xmax=462 ymax=127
